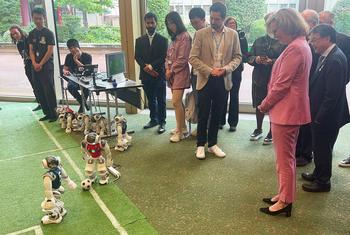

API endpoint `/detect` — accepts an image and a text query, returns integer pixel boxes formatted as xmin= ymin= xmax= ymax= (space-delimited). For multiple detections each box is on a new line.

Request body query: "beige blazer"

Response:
xmin=189 ymin=26 xmax=242 ymax=91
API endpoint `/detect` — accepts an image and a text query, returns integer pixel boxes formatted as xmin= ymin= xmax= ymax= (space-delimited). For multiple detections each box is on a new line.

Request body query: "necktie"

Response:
xmin=316 ymin=55 xmax=326 ymax=69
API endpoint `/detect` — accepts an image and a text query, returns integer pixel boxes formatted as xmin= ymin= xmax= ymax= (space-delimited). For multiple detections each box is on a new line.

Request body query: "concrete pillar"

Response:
xmin=44 ymin=0 xmax=62 ymax=101
xmin=20 ymin=0 xmax=30 ymax=26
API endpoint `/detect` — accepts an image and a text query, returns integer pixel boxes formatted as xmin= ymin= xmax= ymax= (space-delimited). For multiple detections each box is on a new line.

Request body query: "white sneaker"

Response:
xmin=170 ymin=133 xmax=184 ymax=143
xmin=196 ymin=146 xmax=206 ymax=159
xmin=208 ymin=145 xmax=226 ymax=158
xmin=170 ymin=127 xmax=188 ymax=135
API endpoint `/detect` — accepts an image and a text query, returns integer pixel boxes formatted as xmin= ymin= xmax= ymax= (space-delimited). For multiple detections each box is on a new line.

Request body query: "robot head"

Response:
xmin=85 ymin=132 xmax=100 ymax=144
xmin=93 ymin=114 xmax=101 ymax=121
xmin=76 ymin=113 xmax=84 ymax=121
xmin=42 ymin=155 xmax=61 ymax=169
xmin=114 ymin=115 xmax=126 ymax=124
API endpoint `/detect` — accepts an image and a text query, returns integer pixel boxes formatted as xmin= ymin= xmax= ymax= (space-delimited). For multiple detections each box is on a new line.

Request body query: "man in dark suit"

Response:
xmin=302 ymin=24 xmax=350 ymax=192
xmin=135 ymin=12 xmax=168 ymax=134
xmin=319 ymin=11 xmax=350 ymax=82
xmin=296 ymin=9 xmax=320 ymax=167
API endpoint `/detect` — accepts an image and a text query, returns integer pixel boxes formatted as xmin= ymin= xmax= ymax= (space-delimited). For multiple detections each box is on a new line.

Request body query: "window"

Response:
xmin=0 ymin=0 xmax=42 ymax=98
xmin=53 ymin=0 xmax=121 ymax=102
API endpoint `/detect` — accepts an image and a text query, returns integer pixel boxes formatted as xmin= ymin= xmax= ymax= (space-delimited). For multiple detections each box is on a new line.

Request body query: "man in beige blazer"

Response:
xmin=189 ymin=2 xmax=242 ymax=159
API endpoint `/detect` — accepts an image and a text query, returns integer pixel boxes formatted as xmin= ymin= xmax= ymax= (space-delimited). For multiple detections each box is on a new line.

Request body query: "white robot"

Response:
xmin=114 ymin=115 xmax=132 ymax=152
xmin=41 ymin=156 xmax=77 ymax=224
xmin=81 ymin=133 xmax=114 ymax=186
xmin=93 ymin=113 xmax=108 ymax=137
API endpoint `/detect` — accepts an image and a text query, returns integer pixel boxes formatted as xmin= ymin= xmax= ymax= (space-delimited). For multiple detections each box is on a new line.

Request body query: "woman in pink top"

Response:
xmin=258 ymin=9 xmax=312 ymax=217
xmin=165 ymin=11 xmax=192 ymax=143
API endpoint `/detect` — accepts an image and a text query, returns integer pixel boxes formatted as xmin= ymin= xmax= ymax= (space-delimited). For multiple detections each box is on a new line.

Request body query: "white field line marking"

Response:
xmin=30 ymin=109 xmax=128 ymax=235
xmin=0 ymin=148 xmax=62 ymax=162
xmin=6 ymin=225 xmax=43 ymax=235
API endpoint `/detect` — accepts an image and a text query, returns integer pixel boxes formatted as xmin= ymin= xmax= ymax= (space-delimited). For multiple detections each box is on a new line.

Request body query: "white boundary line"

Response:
xmin=6 ymin=225 xmax=43 ymax=235
xmin=0 ymin=148 xmax=62 ymax=162
xmin=30 ymin=109 xmax=128 ymax=235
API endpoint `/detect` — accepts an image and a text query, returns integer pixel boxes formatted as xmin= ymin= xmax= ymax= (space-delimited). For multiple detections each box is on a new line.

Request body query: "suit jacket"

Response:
xmin=135 ymin=33 xmax=168 ymax=81
xmin=309 ymin=46 xmax=350 ymax=130
xmin=336 ymin=32 xmax=350 ymax=83
xmin=259 ymin=36 xmax=312 ymax=125
xmin=189 ymin=26 xmax=242 ymax=91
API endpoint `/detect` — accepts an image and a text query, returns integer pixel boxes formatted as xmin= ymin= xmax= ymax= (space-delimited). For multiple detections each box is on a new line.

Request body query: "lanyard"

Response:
xmin=212 ymin=31 xmax=224 ymax=52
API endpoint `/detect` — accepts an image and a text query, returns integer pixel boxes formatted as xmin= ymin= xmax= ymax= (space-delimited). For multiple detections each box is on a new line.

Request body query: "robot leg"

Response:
xmin=41 ymin=199 xmax=62 ymax=225
xmin=97 ymin=158 xmax=109 ymax=185
xmin=85 ymin=159 xmax=97 ymax=183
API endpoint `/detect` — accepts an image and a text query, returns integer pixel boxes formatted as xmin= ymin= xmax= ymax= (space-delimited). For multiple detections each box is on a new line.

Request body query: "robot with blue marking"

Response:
xmin=41 ymin=155 xmax=76 ymax=224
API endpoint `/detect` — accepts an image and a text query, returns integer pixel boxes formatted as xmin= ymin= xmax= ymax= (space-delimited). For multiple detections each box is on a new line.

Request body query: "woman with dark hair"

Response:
xmin=9 ymin=25 xmax=41 ymax=111
xmin=165 ymin=11 xmax=192 ymax=143
xmin=219 ymin=16 xmax=248 ymax=132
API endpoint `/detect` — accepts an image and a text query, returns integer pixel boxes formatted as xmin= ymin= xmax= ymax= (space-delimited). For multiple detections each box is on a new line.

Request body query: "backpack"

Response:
xmin=184 ymin=91 xmax=198 ymax=124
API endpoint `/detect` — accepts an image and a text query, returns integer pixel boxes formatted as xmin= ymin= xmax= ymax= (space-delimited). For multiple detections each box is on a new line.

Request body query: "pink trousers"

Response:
xmin=271 ymin=123 xmax=300 ymax=203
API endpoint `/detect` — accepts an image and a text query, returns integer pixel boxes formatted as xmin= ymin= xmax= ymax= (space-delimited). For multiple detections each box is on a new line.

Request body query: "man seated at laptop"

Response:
xmin=63 ymin=39 xmax=92 ymax=113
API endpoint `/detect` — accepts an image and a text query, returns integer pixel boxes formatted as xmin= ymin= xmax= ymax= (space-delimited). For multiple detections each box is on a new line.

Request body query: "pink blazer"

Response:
xmin=166 ymin=32 xmax=191 ymax=89
xmin=259 ymin=36 xmax=312 ymax=125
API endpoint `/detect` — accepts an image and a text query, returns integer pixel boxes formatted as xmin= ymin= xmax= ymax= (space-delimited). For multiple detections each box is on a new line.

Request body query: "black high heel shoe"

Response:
xmin=259 ymin=203 xmax=292 ymax=217
xmin=262 ymin=198 xmax=277 ymax=205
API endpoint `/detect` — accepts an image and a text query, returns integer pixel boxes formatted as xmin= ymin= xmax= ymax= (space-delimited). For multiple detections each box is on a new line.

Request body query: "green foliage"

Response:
xmin=56 ymin=14 xmax=120 ymax=44
xmin=0 ymin=0 xmax=20 ymax=36
xmin=147 ymin=0 xmax=170 ymax=37
xmin=57 ymin=0 xmax=114 ymax=13
xmin=247 ymin=19 xmax=266 ymax=45
xmin=334 ymin=0 xmax=350 ymax=35
xmin=83 ymin=26 xmax=120 ymax=43
xmin=226 ymin=0 xmax=266 ymax=34
xmin=56 ymin=14 xmax=86 ymax=43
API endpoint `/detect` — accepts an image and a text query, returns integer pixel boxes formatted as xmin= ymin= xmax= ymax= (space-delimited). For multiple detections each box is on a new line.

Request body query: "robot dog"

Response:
xmin=81 ymin=133 xmax=119 ymax=187
xmin=41 ymin=156 xmax=77 ymax=224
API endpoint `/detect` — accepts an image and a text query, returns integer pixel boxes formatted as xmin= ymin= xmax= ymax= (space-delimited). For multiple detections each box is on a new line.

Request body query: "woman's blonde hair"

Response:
xmin=266 ymin=8 xmax=308 ymax=38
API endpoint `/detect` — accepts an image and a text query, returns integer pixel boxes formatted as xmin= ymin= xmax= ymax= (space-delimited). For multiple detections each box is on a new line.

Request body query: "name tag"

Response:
xmin=39 ymin=36 xmax=46 ymax=44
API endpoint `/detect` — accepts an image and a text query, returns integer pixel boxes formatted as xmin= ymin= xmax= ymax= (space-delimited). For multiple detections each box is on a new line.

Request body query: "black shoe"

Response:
xmin=250 ymin=129 xmax=263 ymax=141
xmin=260 ymin=203 xmax=292 ymax=217
xmin=338 ymin=156 xmax=350 ymax=167
xmin=296 ymin=157 xmax=312 ymax=167
xmin=262 ymin=198 xmax=277 ymax=205
xmin=78 ymin=106 xmax=84 ymax=113
xmin=301 ymin=172 xmax=315 ymax=182
xmin=85 ymin=104 xmax=90 ymax=111
xmin=219 ymin=125 xmax=224 ymax=129
xmin=32 ymin=104 xmax=42 ymax=111
xmin=302 ymin=181 xmax=331 ymax=192
xmin=39 ymin=116 xmax=50 ymax=121
xmin=229 ymin=126 xmax=236 ymax=132
xmin=158 ymin=124 xmax=166 ymax=134
xmin=49 ymin=116 xmax=58 ymax=122
xmin=143 ymin=121 xmax=158 ymax=129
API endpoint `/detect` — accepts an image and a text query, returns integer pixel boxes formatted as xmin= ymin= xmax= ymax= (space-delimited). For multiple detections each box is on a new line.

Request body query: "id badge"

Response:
xmin=36 ymin=52 xmax=40 ymax=57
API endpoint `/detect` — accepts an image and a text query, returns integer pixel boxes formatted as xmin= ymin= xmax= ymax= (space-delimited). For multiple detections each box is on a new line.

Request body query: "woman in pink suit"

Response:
xmin=165 ymin=11 xmax=192 ymax=143
xmin=258 ymin=8 xmax=312 ymax=217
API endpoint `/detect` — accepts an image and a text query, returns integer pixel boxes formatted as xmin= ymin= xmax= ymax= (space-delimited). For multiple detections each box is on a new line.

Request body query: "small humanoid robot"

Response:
xmin=65 ymin=109 xmax=76 ymax=134
xmin=114 ymin=115 xmax=132 ymax=152
xmin=93 ymin=113 xmax=108 ymax=137
xmin=81 ymin=133 xmax=114 ymax=186
xmin=41 ymin=155 xmax=76 ymax=224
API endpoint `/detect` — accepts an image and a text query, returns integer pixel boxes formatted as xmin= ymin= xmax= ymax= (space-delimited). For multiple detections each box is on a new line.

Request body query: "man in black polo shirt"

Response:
xmin=63 ymin=39 xmax=92 ymax=113
xmin=28 ymin=7 xmax=57 ymax=122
